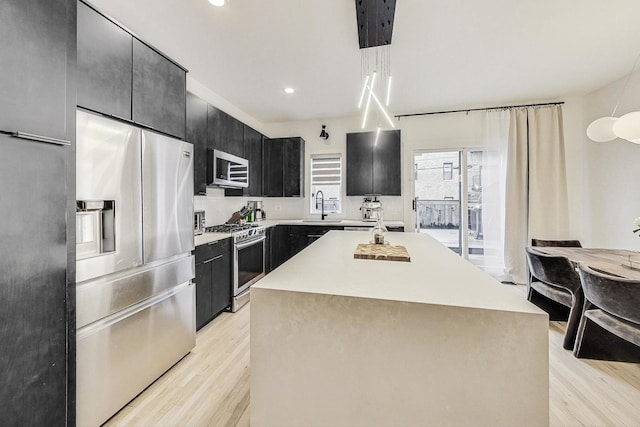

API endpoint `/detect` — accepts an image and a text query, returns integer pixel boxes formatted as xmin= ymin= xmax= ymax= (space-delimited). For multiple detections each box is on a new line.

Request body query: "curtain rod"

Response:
xmin=394 ymin=101 xmax=565 ymax=120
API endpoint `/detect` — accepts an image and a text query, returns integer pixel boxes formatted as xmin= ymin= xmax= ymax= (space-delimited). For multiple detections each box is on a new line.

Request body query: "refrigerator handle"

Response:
xmin=13 ymin=131 xmax=71 ymax=146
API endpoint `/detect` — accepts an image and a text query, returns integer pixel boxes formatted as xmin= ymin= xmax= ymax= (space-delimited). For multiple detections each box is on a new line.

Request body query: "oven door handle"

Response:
xmin=235 ymin=234 xmax=266 ymax=250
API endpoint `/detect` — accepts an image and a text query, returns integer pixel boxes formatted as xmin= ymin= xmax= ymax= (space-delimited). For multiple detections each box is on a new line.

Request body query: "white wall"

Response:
xmin=581 ymin=70 xmax=640 ymax=249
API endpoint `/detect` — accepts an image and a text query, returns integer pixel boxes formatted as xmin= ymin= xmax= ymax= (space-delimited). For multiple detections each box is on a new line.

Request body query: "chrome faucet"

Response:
xmin=315 ymin=190 xmax=327 ymax=220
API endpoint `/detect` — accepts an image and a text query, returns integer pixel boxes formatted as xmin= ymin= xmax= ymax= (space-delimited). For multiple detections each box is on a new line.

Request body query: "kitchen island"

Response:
xmin=251 ymin=231 xmax=549 ymax=426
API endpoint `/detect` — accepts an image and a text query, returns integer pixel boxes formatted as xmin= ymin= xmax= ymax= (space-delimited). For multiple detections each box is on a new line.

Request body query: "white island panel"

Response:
xmin=251 ymin=231 xmax=549 ymax=427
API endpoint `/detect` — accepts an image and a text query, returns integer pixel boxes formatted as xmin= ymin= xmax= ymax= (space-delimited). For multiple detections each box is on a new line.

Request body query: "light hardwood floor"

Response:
xmin=105 ymin=287 xmax=640 ymax=426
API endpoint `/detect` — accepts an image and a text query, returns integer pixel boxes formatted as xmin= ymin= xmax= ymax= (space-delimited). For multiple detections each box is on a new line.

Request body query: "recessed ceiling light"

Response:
xmin=208 ymin=0 xmax=224 ymax=6
xmin=284 ymin=87 xmax=295 ymax=94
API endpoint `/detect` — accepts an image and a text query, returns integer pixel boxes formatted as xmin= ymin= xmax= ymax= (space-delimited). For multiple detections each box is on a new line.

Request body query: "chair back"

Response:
xmin=531 ymin=239 xmax=582 ymax=247
xmin=578 ymin=264 xmax=640 ymax=325
xmin=525 ymin=246 xmax=581 ymax=293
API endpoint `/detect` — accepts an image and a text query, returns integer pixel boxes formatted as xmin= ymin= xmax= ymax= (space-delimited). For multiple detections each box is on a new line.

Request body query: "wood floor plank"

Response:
xmin=103 ymin=290 xmax=640 ymax=426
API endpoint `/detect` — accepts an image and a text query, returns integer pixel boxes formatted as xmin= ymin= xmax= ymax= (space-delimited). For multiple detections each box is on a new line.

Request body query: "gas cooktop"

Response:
xmin=205 ymin=223 xmax=265 ymax=243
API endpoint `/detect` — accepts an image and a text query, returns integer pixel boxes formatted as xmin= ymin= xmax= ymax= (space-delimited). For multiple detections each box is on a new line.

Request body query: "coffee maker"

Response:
xmin=361 ymin=196 xmax=382 ymax=222
xmin=247 ymin=200 xmax=266 ymax=222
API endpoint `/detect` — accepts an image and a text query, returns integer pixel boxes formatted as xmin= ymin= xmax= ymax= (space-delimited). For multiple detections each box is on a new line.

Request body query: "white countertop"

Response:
xmin=193 ymin=219 xmax=405 ymax=246
xmin=253 ymin=230 xmax=544 ymax=314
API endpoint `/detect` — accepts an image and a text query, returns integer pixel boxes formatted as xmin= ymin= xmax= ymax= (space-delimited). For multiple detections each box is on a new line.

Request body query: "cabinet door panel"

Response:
xmin=77 ymin=2 xmax=132 ymax=119
xmin=187 ymin=93 xmax=208 ymax=195
xmin=284 ymin=138 xmax=304 ymax=197
xmin=224 ymin=114 xmax=244 ymax=158
xmin=0 ymin=0 xmax=73 ymax=140
xmin=211 ymin=254 xmax=231 ymax=316
xmin=263 ymin=139 xmax=284 ymax=196
xmin=195 ymin=261 xmax=213 ymax=330
xmin=373 ymin=130 xmax=402 ymax=195
xmin=132 ymin=39 xmax=186 ymax=139
xmin=207 ymin=105 xmax=225 ymax=153
xmin=244 ymin=126 xmax=263 ymax=196
xmin=346 ymin=132 xmax=374 ymax=196
xmin=0 ymin=134 xmax=68 ymax=425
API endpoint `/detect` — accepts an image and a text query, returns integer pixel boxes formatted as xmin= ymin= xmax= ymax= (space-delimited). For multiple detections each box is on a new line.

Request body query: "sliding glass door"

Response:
xmin=414 ymin=150 xmax=486 ymax=269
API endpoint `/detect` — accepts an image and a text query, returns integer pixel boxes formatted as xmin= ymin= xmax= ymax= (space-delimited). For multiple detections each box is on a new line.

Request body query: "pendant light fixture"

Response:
xmin=587 ymin=53 xmax=640 ymax=144
xmin=355 ymin=0 xmax=397 ymax=130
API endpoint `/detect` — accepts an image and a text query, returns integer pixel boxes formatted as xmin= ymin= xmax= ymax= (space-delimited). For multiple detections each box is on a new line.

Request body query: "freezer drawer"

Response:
xmin=76 ymin=281 xmax=195 ymax=427
xmin=76 ymin=255 xmax=194 ymax=329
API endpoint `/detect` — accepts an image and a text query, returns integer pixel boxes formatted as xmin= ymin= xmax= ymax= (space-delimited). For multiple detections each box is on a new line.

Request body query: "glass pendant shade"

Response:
xmin=586 ymin=117 xmax=618 ymax=142
xmin=612 ymin=111 xmax=640 ymax=143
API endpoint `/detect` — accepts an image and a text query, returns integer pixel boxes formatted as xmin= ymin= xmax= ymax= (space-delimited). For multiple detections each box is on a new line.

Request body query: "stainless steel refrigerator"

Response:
xmin=75 ymin=110 xmax=195 ymax=427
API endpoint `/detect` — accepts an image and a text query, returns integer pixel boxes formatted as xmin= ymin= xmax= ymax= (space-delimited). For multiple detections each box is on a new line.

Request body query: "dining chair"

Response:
xmin=574 ymin=264 xmax=640 ymax=362
xmin=525 ymin=246 xmax=584 ymax=350
xmin=531 ymin=239 xmax=582 ymax=247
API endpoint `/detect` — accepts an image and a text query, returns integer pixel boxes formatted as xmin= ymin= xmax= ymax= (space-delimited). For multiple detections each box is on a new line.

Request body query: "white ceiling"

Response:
xmin=88 ymin=0 xmax=640 ymax=124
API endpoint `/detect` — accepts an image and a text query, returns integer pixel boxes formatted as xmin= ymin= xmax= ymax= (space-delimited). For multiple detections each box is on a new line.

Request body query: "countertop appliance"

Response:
xmin=247 ymin=200 xmax=266 ymax=221
xmin=75 ymin=110 xmax=195 ymax=427
xmin=361 ymin=196 xmax=382 ymax=221
xmin=194 ymin=210 xmax=205 ymax=235
xmin=205 ymin=223 xmax=266 ymax=312
xmin=209 ymin=149 xmax=249 ymax=188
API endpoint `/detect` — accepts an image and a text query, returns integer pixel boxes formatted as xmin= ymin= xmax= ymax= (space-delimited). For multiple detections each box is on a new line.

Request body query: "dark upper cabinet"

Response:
xmin=346 ymin=132 xmax=374 ymax=196
xmin=0 ymin=0 xmax=74 ymax=140
xmin=263 ymin=138 xmax=285 ymax=197
xmin=77 ymin=2 xmax=132 ymax=120
xmin=244 ymin=126 xmax=263 ymax=196
xmin=284 ymin=137 xmax=305 ymax=197
xmin=132 ymin=39 xmax=186 ymax=139
xmin=346 ymin=130 xmax=401 ymax=196
xmin=208 ymin=105 xmax=243 ymax=157
xmin=373 ymin=130 xmax=402 ymax=195
xmin=187 ymin=92 xmax=208 ymax=195
xmin=263 ymin=137 xmax=305 ymax=197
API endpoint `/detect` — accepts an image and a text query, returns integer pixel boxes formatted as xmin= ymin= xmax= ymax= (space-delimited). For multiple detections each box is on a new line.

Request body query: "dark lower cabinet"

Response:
xmin=77 ymin=1 xmax=132 ymax=120
xmin=263 ymin=137 xmax=305 ymax=197
xmin=187 ymin=92 xmax=209 ymax=195
xmin=346 ymin=130 xmax=401 ymax=196
xmin=132 ymin=38 xmax=186 ymax=139
xmin=195 ymin=239 xmax=232 ymax=330
xmin=0 ymin=0 xmax=75 ymax=424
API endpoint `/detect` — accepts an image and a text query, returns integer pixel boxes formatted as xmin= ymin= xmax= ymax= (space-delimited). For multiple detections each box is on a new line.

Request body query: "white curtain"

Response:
xmin=480 ymin=110 xmax=509 ymax=280
xmin=482 ymin=105 xmax=569 ymax=284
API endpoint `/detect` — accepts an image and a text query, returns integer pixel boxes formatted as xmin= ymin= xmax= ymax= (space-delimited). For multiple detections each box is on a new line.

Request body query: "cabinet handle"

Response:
xmin=307 ymin=234 xmax=324 ymax=238
xmin=203 ymin=254 xmax=224 ymax=264
xmin=207 ymin=241 xmax=219 ymax=246
xmin=13 ymin=131 xmax=70 ymax=146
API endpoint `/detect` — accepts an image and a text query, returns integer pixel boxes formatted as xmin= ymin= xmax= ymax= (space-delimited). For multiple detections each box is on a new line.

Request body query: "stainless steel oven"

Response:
xmin=206 ymin=223 xmax=266 ymax=312
xmin=233 ymin=232 xmax=266 ymax=311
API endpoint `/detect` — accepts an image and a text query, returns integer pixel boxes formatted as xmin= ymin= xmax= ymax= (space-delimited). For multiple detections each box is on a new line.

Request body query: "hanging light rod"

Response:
xmin=394 ymin=101 xmax=565 ymax=120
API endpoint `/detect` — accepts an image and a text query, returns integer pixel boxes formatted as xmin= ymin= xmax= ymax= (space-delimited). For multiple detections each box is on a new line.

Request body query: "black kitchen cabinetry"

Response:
xmin=287 ymin=225 xmax=343 ymax=259
xmin=208 ymin=106 xmax=244 ymax=158
xmin=269 ymin=225 xmax=291 ymax=270
xmin=187 ymin=92 xmax=209 ymax=195
xmin=77 ymin=1 xmax=132 ymax=120
xmin=132 ymin=39 xmax=186 ymax=139
xmin=194 ymin=239 xmax=232 ymax=330
xmin=224 ymin=124 xmax=264 ymax=197
xmin=0 ymin=0 xmax=76 ymax=425
xmin=263 ymin=137 xmax=305 ymax=197
xmin=346 ymin=130 xmax=401 ymax=196
xmin=244 ymin=126 xmax=263 ymax=196
xmin=77 ymin=2 xmax=186 ymax=140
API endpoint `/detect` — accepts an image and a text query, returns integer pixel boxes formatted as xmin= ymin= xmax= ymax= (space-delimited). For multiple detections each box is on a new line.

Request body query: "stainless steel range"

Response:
xmin=206 ymin=223 xmax=266 ymax=312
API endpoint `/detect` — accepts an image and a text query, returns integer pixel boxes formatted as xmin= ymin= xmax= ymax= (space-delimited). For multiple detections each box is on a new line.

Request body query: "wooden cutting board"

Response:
xmin=354 ymin=243 xmax=411 ymax=262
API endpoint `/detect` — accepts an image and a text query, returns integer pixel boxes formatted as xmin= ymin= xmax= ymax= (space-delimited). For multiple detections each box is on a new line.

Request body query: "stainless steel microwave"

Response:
xmin=208 ymin=149 xmax=249 ymax=188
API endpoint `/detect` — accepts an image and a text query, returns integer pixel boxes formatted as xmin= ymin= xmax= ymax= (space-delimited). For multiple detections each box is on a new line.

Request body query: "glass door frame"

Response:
xmin=413 ymin=148 xmax=479 ymax=261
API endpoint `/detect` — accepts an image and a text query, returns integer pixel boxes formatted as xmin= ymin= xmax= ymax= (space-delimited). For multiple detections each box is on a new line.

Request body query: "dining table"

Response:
xmin=533 ymin=247 xmax=640 ymax=281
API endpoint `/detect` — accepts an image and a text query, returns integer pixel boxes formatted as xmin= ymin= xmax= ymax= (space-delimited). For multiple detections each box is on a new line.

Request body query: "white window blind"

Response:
xmin=310 ymin=155 xmax=342 ymax=214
